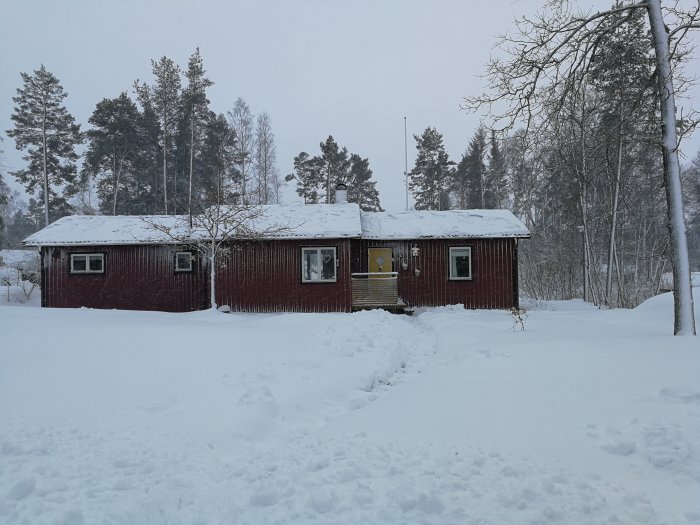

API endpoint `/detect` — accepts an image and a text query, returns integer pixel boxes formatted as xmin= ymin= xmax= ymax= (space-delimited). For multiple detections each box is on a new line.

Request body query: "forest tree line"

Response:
xmin=2 ymin=5 xmax=699 ymax=313
xmin=405 ymin=5 xmax=700 ymax=309
xmin=1 ymin=48 xmax=388 ymax=250
xmin=1 ymin=49 xmax=285 ymax=245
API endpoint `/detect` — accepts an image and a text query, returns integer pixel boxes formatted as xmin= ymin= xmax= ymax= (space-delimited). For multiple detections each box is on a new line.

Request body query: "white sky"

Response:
xmin=1 ymin=0 xmax=699 ymax=212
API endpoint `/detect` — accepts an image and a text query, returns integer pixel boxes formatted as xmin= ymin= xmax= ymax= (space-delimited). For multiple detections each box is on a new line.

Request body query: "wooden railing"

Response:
xmin=351 ymin=272 xmax=399 ymax=308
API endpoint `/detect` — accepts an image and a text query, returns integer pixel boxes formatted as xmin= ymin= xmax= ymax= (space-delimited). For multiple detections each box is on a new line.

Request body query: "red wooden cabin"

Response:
xmin=24 ymin=203 xmax=529 ymax=313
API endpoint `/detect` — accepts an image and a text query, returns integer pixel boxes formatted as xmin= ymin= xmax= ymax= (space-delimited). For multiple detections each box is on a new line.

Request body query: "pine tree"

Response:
xmin=288 ymin=152 xmax=323 ymax=204
xmin=348 ymin=154 xmax=382 ymax=211
xmin=131 ymin=86 xmax=162 ymax=213
xmin=83 ymin=93 xmax=143 ymax=215
xmin=6 ymin=65 xmax=82 ymax=226
xmin=183 ymin=48 xmax=213 ymax=223
xmin=197 ymin=113 xmax=236 ymax=207
xmin=135 ymin=56 xmax=181 ymax=214
xmin=318 ymin=136 xmax=351 ymax=204
xmin=409 ymin=127 xmax=453 ymax=210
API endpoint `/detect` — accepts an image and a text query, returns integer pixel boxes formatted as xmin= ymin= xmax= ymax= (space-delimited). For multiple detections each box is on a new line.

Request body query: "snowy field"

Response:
xmin=0 ymin=293 xmax=699 ymax=525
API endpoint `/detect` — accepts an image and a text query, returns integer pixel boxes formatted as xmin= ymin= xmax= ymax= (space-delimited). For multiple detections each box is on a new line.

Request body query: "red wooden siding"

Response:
xmin=39 ymin=237 xmax=519 ymax=313
xmin=355 ymin=238 xmax=518 ymax=309
xmin=41 ymin=245 xmax=209 ymax=312
xmin=216 ymin=239 xmax=353 ymax=313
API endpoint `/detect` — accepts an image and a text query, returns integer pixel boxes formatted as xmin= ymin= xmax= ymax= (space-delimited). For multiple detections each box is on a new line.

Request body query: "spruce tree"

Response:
xmin=409 ymin=127 xmax=453 ymax=210
xmin=487 ymin=130 xmax=507 ymax=208
xmin=452 ymin=154 xmax=469 ymax=209
xmin=7 ymin=65 xmax=82 ymax=226
xmin=464 ymin=127 xmax=487 ymax=209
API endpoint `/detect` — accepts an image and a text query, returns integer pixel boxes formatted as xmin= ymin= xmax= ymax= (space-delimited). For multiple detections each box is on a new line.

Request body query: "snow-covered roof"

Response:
xmin=23 ymin=215 xmax=190 ymax=246
xmin=360 ymin=209 xmax=530 ymax=239
xmin=215 ymin=203 xmax=362 ymax=240
xmin=23 ymin=204 xmax=363 ymax=246
xmin=23 ymin=205 xmax=530 ymax=246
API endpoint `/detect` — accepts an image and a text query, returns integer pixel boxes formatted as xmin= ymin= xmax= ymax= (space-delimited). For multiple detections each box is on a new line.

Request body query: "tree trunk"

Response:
xmin=647 ymin=0 xmax=696 ymax=335
xmin=189 ymin=114 xmax=195 ymax=228
xmin=163 ymin=119 xmax=169 ymax=215
xmin=42 ymin=99 xmax=49 ymax=227
xmin=606 ymin=103 xmax=624 ymax=305
xmin=209 ymin=248 xmax=216 ymax=310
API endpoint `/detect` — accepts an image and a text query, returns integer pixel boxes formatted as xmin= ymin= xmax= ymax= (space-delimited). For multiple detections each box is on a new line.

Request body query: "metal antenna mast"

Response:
xmin=404 ymin=116 xmax=409 ymax=211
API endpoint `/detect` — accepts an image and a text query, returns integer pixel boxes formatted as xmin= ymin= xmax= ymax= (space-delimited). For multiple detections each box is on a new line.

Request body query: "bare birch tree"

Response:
xmin=253 ymin=112 xmax=280 ymax=204
xmin=227 ymin=98 xmax=254 ymax=204
xmin=464 ymin=0 xmax=698 ymax=335
xmin=142 ymin=123 xmax=291 ymax=309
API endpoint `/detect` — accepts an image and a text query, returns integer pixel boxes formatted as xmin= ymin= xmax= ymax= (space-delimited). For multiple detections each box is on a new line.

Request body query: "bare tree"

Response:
xmin=465 ymin=0 xmax=698 ymax=335
xmin=253 ymin=112 xmax=280 ymax=204
xmin=143 ymin=206 xmax=292 ymax=310
xmin=142 ymin=124 xmax=291 ymax=309
xmin=227 ymin=98 xmax=254 ymax=204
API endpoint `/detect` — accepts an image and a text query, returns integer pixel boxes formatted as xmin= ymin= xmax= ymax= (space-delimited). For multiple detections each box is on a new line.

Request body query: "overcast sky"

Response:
xmin=1 ymin=0 xmax=699 ymax=212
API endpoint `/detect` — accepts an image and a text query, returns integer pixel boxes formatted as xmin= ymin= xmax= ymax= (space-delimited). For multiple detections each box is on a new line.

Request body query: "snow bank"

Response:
xmin=0 ymin=295 xmax=698 ymax=524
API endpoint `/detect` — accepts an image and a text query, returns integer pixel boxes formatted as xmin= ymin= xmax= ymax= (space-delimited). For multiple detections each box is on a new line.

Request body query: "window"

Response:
xmin=449 ymin=247 xmax=472 ymax=280
xmin=301 ymin=247 xmax=337 ymax=283
xmin=70 ymin=253 xmax=104 ymax=274
xmin=175 ymin=251 xmax=193 ymax=272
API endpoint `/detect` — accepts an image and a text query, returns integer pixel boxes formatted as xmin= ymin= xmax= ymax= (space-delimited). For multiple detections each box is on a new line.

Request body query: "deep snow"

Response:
xmin=0 ymin=293 xmax=698 ymax=524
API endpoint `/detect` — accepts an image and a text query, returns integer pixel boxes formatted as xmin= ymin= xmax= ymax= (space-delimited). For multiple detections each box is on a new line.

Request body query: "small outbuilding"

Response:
xmin=23 ymin=202 xmax=529 ymax=313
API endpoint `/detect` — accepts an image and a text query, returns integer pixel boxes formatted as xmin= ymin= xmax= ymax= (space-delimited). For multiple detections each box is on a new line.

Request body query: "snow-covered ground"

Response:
xmin=0 ymin=293 xmax=699 ymax=524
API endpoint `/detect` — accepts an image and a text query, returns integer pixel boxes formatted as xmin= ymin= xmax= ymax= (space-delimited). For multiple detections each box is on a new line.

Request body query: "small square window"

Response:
xmin=70 ymin=253 xmax=104 ymax=274
xmin=301 ymin=247 xmax=337 ymax=283
xmin=449 ymin=247 xmax=472 ymax=280
xmin=175 ymin=251 xmax=193 ymax=272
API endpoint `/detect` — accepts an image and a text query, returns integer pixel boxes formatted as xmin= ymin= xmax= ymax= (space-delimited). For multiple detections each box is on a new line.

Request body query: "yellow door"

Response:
xmin=368 ymin=248 xmax=393 ymax=278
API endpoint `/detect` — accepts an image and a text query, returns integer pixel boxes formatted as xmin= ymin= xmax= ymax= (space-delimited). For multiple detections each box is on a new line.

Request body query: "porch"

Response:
xmin=350 ymin=272 xmax=405 ymax=312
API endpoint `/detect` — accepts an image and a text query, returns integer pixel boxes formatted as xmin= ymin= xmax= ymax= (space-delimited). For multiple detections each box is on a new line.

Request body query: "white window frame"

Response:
xmin=448 ymin=246 xmax=472 ymax=281
xmin=301 ymin=247 xmax=337 ymax=283
xmin=175 ymin=251 xmax=194 ymax=272
xmin=70 ymin=253 xmax=105 ymax=274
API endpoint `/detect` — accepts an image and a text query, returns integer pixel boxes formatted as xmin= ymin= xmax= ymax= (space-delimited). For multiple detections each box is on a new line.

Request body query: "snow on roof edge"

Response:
xmin=23 ymin=206 xmax=532 ymax=246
